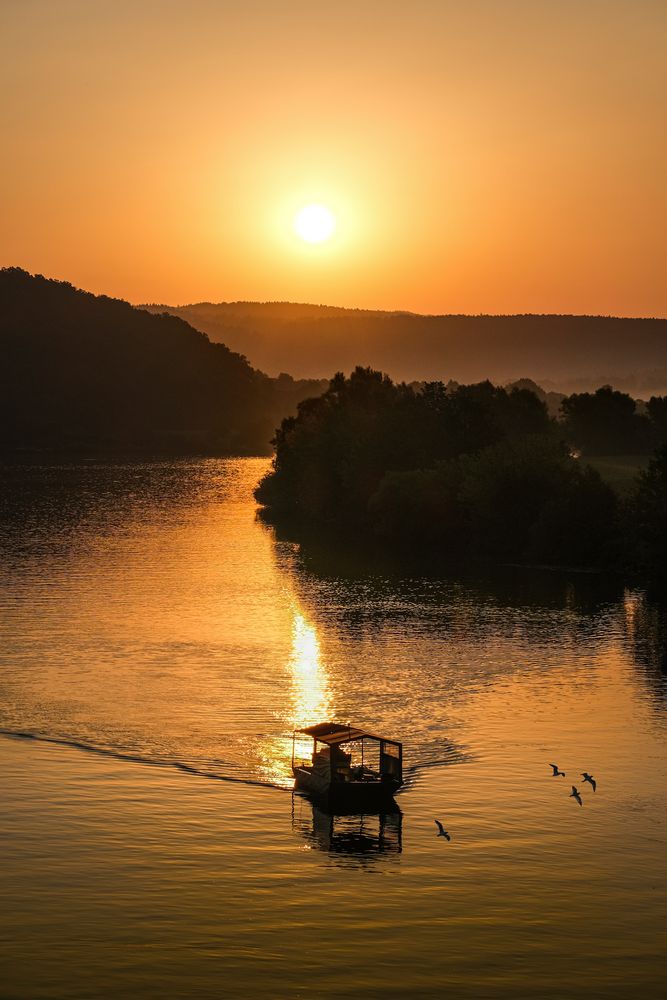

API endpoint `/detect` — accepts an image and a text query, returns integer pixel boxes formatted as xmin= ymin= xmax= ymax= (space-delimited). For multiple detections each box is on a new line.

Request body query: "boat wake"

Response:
xmin=0 ymin=726 xmax=470 ymax=793
xmin=0 ymin=727 xmax=289 ymax=792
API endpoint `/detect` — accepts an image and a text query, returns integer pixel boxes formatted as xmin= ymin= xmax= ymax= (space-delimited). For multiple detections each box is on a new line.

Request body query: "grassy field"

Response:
xmin=585 ymin=454 xmax=650 ymax=494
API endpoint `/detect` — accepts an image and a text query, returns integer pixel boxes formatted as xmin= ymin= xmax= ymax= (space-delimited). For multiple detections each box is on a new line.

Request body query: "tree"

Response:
xmin=647 ymin=396 xmax=667 ymax=445
xmin=256 ymin=369 xmax=552 ymax=523
xmin=368 ymin=461 xmax=463 ymax=548
xmin=366 ymin=436 xmax=616 ymax=566
xmin=628 ymin=446 xmax=667 ymax=582
xmin=456 ymin=436 xmax=615 ymax=563
xmin=257 ymin=368 xmax=621 ymax=568
xmin=560 ymin=385 xmax=651 ymax=455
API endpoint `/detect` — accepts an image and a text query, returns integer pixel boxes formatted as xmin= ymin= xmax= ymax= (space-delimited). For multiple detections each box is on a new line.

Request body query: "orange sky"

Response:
xmin=1 ymin=0 xmax=665 ymax=315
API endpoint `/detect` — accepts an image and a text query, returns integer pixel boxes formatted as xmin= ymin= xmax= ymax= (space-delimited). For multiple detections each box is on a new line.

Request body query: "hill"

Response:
xmin=0 ymin=269 xmax=325 ymax=456
xmin=141 ymin=301 xmax=667 ymax=394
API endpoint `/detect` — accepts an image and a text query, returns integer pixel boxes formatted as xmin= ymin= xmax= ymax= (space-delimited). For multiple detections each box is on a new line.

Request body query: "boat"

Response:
xmin=291 ymin=722 xmax=403 ymax=805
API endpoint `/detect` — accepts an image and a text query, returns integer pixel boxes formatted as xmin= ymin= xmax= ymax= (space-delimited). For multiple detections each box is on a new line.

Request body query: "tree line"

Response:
xmin=256 ymin=367 xmax=667 ymax=582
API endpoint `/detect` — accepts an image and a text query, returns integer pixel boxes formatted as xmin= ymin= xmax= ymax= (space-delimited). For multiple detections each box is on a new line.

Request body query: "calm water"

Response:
xmin=0 ymin=458 xmax=666 ymax=999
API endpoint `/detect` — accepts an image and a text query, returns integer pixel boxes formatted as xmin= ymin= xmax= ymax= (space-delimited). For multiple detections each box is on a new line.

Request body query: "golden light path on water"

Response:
xmin=259 ymin=606 xmax=333 ymax=786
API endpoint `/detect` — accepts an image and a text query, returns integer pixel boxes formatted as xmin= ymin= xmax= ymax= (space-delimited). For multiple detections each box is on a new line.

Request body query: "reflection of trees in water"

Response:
xmin=263 ymin=511 xmax=626 ymax=615
xmin=265 ymin=513 xmax=629 ymax=656
xmin=623 ymin=590 xmax=667 ymax=704
xmin=291 ymin=793 xmax=402 ymax=868
xmin=264 ymin=517 xmax=667 ymax=742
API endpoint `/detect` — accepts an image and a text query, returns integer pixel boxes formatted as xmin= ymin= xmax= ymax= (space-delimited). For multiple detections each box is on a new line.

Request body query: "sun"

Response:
xmin=293 ymin=203 xmax=336 ymax=244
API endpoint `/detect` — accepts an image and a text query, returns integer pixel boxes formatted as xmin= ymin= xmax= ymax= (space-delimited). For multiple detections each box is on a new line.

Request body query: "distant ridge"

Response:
xmin=140 ymin=301 xmax=667 ymax=394
xmin=144 ymin=300 xmax=399 ymax=317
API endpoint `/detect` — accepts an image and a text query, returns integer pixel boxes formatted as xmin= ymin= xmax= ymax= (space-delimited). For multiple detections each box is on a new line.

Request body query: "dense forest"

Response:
xmin=256 ymin=368 xmax=667 ymax=581
xmin=0 ymin=269 xmax=326 ymax=456
xmin=144 ymin=300 xmax=667 ymax=395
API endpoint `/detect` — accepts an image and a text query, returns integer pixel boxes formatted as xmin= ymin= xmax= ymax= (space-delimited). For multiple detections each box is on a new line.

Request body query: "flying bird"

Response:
xmin=582 ymin=772 xmax=597 ymax=792
xmin=570 ymin=785 xmax=583 ymax=806
xmin=435 ymin=820 xmax=451 ymax=840
xmin=549 ymin=763 xmax=565 ymax=777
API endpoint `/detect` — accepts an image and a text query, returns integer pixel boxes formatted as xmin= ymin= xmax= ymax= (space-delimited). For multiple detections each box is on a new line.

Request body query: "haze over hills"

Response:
xmin=142 ymin=301 xmax=667 ymax=396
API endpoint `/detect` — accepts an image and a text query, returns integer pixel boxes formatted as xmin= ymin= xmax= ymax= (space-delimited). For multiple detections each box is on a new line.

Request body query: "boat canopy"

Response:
xmin=295 ymin=722 xmax=401 ymax=748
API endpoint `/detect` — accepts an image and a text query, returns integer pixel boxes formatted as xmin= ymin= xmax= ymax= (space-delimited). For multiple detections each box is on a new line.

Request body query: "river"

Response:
xmin=1 ymin=458 xmax=665 ymax=998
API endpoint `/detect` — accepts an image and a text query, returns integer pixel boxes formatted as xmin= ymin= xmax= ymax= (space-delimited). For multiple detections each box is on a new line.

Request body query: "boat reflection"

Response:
xmin=291 ymin=793 xmax=402 ymax=865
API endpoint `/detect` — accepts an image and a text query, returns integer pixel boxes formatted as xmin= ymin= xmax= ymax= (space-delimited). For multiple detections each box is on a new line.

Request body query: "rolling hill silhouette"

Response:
xmin=0 ymin=269 xmax=325 ymax=455
xmin=142 ymin=301 xmax=667 ymax=395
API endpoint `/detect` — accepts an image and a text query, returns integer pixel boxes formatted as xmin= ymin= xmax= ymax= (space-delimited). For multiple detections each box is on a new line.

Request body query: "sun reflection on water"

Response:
xmin=259 ymin=606 xmax=333 ymax=786
xmin=290 ymin=610 xmax=332 ymax=728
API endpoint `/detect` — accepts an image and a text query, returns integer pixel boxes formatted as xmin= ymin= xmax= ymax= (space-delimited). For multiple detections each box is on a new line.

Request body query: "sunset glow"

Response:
xmin=2 ymin=1 xmax=665 ymax=314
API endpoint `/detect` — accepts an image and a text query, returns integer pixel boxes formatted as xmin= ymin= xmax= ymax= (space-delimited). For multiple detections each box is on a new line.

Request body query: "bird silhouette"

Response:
xmin=435 ymin=820 xmax=451 ymax=840
xmin=549 ymin=763 xmax=565 ymax=777
xmin=570 ymin=785 xmax=583 ymax=806
xmin=582 ymin=772 xmax=597 ymax=792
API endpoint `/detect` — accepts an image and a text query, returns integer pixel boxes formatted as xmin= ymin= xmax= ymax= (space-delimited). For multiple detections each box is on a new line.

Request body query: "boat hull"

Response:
xmin=293 ymin=766 xmax=401 ymax=806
